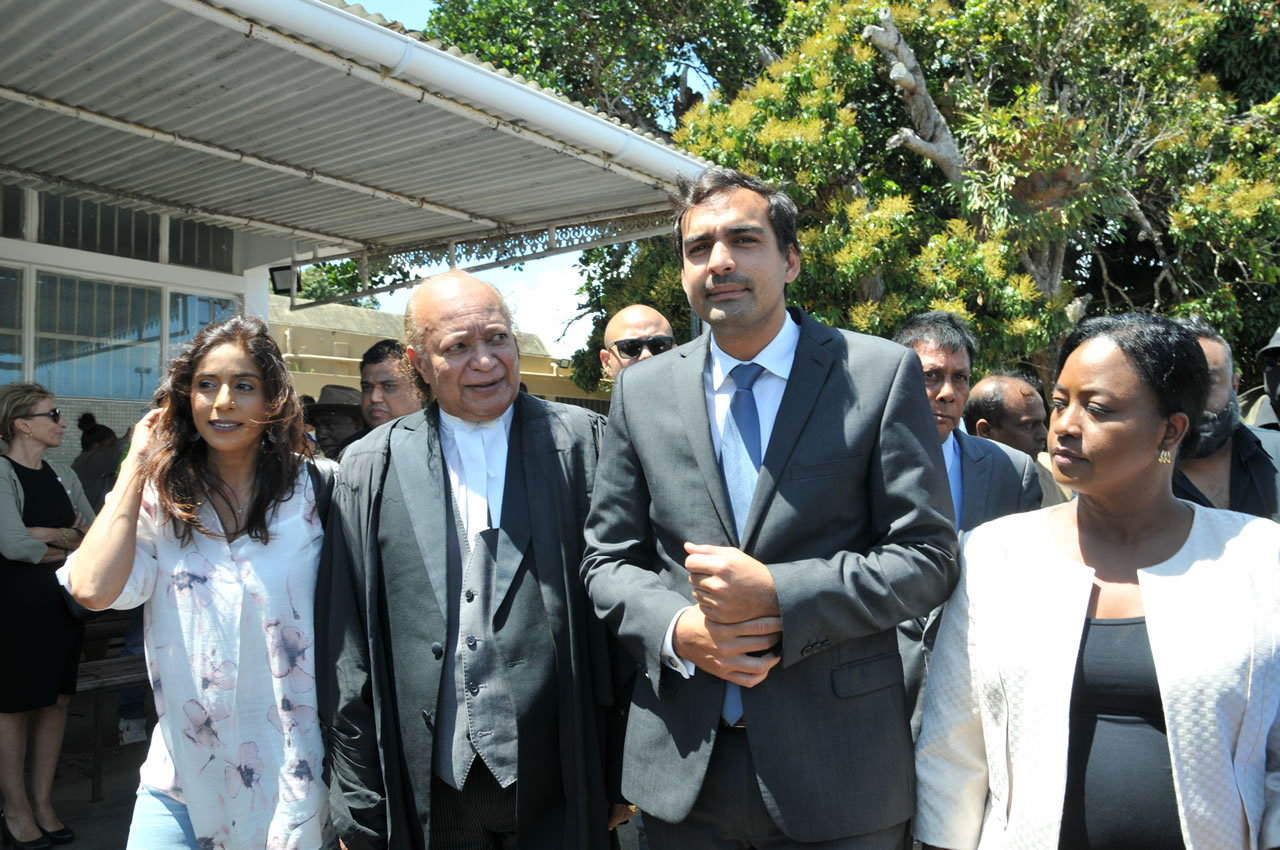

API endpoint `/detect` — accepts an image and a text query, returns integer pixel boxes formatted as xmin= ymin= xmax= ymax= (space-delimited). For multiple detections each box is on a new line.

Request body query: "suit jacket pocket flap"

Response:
xmin=831 ymin=651 xmax=902 ymax=698
xmin=789 ymin=454 xmax=863 ymax=480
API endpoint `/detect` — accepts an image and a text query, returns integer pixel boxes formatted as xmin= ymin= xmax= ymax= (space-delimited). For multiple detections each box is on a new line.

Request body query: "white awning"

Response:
xmin=0 ymin=0 xmax=706 ymax=301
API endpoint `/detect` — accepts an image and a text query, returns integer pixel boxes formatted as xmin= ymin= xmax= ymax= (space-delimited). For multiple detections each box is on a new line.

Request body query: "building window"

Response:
xmin=34 ymin=272 xmax=162 ymax=400
xmin=0 ymin=267 xmax=21 ymax=384
xmin=37 ymin=192 xmax=160 ymax=262
xmin=170 ymin=292 xmax=238 ymax=351
xmin=0 ymin=186 xmax=21 ymax=239
xmin=170 ymin=218 xmax=234 ymax=273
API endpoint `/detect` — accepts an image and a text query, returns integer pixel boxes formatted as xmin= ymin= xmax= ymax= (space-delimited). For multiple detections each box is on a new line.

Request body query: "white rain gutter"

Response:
xmin=173 ymin=0 xmax=706 ymax=186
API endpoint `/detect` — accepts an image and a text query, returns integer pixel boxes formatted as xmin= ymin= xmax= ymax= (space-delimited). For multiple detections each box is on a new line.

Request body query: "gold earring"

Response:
xmin=1158 ymin=449 xmax=1172 ymax=464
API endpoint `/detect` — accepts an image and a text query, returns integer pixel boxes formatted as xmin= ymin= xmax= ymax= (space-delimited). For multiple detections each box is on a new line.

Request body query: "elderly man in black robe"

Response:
xmin=316 ymin=271 xmax=618 ymax=849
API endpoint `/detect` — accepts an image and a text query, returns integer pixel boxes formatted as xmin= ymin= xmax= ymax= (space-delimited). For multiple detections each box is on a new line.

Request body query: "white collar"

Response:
xmin=708 ymin=311 xmax=801 ymax=390
xmin=438 ymin=404 xmax=514 ymax=438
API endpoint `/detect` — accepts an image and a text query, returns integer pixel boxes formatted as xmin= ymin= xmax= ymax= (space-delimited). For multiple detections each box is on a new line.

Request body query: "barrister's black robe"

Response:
xmin=316 ymin=394 xmax=614 ymax=849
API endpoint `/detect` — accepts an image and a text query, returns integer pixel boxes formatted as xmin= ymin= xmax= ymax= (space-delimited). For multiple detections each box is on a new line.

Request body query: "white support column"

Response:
xmin=157 ymin=214 xmax=171 ymax=264
xmin=21 ymin=188 xmax=38 ymax=241
xmin=242 ymin=264 xmax=271 ymax=320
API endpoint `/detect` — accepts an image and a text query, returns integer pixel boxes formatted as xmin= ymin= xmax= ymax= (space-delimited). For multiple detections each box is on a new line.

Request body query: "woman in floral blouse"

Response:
xmin=65 ymin=315 xmax=330 ymax=849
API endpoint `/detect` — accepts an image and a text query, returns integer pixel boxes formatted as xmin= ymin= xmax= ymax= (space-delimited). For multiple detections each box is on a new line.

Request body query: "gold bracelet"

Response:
xmin=59 ymin=527 xmax=71 ymax=549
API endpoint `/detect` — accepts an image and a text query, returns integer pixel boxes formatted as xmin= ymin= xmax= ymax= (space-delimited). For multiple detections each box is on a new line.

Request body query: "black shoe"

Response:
xmin=37 ymin=825 xmax=72 ymax=846
xmin=0 ymin=814 xmax=53 ymax=850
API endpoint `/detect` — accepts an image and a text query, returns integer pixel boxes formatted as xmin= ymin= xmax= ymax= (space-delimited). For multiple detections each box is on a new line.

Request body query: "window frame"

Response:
xmin=1 ymin=235 xmax=246 ymax=402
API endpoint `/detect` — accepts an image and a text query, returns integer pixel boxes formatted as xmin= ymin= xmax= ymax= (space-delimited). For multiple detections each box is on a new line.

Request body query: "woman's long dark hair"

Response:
xmin=142 ymin=314 xmax=310 ymax=544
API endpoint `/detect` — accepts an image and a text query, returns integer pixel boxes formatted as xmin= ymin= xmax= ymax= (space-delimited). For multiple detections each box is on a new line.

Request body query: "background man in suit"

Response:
xmin=601 ymin=305 xmax=675 ymax=380
xmin=1173 ymin=316 xmax=1280 ymax=522
xmin=891 ymin=312 xmax=1040 ymax=739
xmin=965 ymin=372 xmax=1066 ymax=508
xmin=892 ymin=312 xmax=1041 ymax=529
xmin=581 ymin=166 xmax=958 ymax=849
xmin=317 ymin=272 xmax=616 ymax=849
xmin=359 ymin=338 xmax=423 ymax=429
xmin=331 ymin=339 xmax=425 ymax=460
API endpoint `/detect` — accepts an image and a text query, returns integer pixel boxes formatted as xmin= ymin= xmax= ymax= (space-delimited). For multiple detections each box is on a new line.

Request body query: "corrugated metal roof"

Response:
xmin=0 ymin=0 xmax=705 ymax=262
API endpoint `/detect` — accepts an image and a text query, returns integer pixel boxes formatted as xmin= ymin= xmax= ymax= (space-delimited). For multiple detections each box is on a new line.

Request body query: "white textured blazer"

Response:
xmin=915 ymin=503 xmax=1280 ymax=850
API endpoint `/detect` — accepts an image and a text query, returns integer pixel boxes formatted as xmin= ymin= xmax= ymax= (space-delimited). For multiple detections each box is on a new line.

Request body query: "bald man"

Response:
xmin=317 ymin=272 xmax=616 ymax=849
xmin=600 ymin=304 xmax=675 ymax=380
xmin=964 ymin=373 xmax=1067 ymax=508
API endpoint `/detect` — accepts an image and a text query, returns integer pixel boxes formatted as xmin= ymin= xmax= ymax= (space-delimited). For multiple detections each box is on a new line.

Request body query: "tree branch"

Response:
xmin=1093 ymin=250 xmax=1135 ymax=312
xmin=863 ymin=8 xmax=966 ymax=184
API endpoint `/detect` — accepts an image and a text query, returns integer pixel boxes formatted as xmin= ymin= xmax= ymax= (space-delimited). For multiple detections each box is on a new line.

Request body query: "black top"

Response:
xmin=0 ymin=456 xmax=82 ymax=712
xmin=1173 ymin=424 xmax=1280 ymax=522
xmin=1059 ymin=617 xmax=1184 ymax=850
xmin=4 ymin=456 xmax=75 ymax=530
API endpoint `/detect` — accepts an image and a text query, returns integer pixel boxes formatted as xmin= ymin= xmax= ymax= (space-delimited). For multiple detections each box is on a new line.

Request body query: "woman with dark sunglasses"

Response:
xmin=0 ymin=382 xmax=95 ymax=848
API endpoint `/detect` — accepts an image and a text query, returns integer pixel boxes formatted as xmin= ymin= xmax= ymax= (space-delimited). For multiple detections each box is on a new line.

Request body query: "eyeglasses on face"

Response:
xmin=20 ymin=408 xmax=61 ymax=424
xmin=611 ymin=335 xmax=675 ymax=360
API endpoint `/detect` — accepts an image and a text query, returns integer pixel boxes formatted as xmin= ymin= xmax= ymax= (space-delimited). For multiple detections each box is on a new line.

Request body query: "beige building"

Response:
xmin=269 ymin=294 xmax=609 ymax=413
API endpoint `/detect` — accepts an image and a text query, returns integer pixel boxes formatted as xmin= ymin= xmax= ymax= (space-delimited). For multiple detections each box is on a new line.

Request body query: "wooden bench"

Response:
xmin=74 ymin=655 xmax=150 ymax=801
xmin=81 ymin=608 xmax=134 ymax=661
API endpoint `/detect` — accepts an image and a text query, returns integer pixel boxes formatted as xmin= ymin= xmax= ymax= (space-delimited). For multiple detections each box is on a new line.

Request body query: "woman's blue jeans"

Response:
xmin=125 ymin=788 xmax=198 ymax=850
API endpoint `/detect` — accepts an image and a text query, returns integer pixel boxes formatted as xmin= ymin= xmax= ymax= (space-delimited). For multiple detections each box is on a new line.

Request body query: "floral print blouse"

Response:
xmin=66 ymin=466 xmax=328 ymax=849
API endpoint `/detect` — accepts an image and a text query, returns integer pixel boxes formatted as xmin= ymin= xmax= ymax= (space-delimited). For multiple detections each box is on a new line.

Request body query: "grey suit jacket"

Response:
xmin=954 ymin=431 xmax=1042 ymax=532
xmin=316 ymin=394 xmax=613 ymax=850
xmin=580 ymin=309 xmax=959 ymax=843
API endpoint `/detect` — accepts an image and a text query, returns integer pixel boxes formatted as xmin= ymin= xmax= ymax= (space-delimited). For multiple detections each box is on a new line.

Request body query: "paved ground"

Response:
xmin=44 ymin=692 xmax=649 ymax=850
xmin=46 ymin=694 xmax=646 ymax=850
xmin=46 ymin=691 xmax=145 ymax=850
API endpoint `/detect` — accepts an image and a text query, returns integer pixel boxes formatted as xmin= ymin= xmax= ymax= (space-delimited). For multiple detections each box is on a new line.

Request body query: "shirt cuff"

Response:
xmin=661 ymin=606 xmax=696 ymax=679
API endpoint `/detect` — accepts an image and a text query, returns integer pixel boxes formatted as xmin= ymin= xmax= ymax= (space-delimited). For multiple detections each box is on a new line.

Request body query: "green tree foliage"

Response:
xmin=1201 ymin=0 xmax=1280 ymax=109
xmin=422 ymin=0 xmax=786 ymax=133
xmin=297 ymin=256 xmax=422 ymax=309
xmin=565 ymin=0 xmax=1279 ymax=390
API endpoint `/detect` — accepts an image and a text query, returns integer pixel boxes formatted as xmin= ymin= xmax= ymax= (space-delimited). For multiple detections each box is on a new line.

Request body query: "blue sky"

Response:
xmin=352 ymin=0 xmax=595 ymax=357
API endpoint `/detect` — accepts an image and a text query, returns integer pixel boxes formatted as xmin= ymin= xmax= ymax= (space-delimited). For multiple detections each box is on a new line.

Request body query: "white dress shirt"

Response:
xmin=438 ymin=406 xmax=514 ymax=548
xmin=662 ymin=313 xmax=801 ymax=677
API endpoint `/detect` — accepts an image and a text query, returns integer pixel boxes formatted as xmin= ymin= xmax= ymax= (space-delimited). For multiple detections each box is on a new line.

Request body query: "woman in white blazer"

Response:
xmin=915 ymin=313 xmax=1280 ymax=850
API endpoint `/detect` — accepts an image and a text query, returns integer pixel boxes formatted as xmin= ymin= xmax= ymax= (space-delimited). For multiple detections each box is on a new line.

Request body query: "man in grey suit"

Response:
xmin=581 ymin=166 xmax=959 ymax=849
xmin=317 ymin=272 xmax=616 ymax=849
xmin=892 ymin=312 xmax=1040 ymax=738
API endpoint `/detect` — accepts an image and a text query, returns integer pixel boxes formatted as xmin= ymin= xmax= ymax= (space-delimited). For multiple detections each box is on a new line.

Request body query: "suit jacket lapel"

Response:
xmin=393 ymin=409 xmax=452 ymax=622
xmin=957 ymin=432 xmax=991 ymax=532
xmin=674 ymin=334 xmax=737 ymax=542
xmin=493 ymin=400 xmax=533 ymax=609
xmin=742 ymin=313 xmax=835 ymax=547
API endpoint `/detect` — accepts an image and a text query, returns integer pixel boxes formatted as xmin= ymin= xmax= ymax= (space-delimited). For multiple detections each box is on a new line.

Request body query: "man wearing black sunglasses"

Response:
xmin=600 ymin=305 xmax=675 ymax=380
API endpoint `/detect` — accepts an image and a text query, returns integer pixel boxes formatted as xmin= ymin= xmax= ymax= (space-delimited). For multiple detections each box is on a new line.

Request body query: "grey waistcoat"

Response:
xmin=433 ymin=460 xmax=522 ymax=790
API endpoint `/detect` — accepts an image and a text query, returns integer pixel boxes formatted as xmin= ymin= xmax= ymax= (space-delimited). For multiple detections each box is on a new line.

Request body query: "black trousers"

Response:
xmin=430 ymin=760 xmax=519 ymax=849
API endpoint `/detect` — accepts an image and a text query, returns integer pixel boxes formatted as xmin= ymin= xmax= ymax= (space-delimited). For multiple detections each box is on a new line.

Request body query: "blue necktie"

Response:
xmin=718 ymin=362 xmax=764 ymax=726
xmin=721 ymin=362 xmax=765 ymax=537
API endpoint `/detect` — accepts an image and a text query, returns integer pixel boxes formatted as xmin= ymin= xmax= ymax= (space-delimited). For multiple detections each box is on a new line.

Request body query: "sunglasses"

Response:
xmin=611 ymin=335 xmax=675 ymax=360
xmin=21 ymin=408 xmax=61 ymax=423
